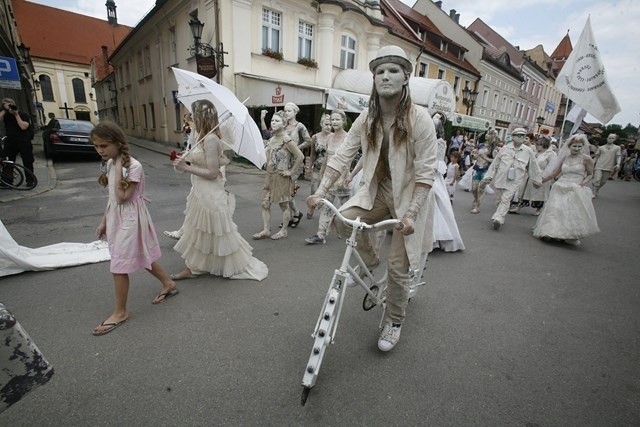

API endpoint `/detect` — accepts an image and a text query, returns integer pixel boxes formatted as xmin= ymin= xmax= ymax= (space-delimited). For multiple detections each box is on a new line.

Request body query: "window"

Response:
xmin=39 ymin=75 xmax=54 ymax=101
xmin=125 ymin=62 xmax=131 ymax=86
xmin=122 ymin=107 xmax=128 ymax=128
xmin=174 ymin=103 xmax=181 ymax=131
xmin=130 ymin=106 xmax=134 ymax=127
xmin=340 ymin=35 xmax=356 ymax=69
xmin=453 ymin=76 xmax=460 ymax=95
xmin=482 ymin=88 xmax=489 ymax=108
xmin=142 ymin=105 xmax=148 ymax=129
xmin=137 ymin=51 xmax=144 ymax=79
xmin=501 ymin=96 xmax=507 ymax=113
xmin=509 ymin=99 xmax=514 ymax=115
xmin=144 ymin=46 xmax=152 ymax=76
xmin=262 ymin=8 xmax=281 ymax=51
xmin=437 ymin=69 xmax=445 ymax=79
xmin=149 ymin=102 xmax=155 ymax=129
xmin=515 ymin=101 xmax=520 ymax=118
xmin=418 ymin=62 xmax=427 ymax=77
xmin=169 ymin=27 xmax=178 ymax=65
xmin=298 ymin=21 xmax=313 ymax=59
xmin=72 ymin=78 xmax=87 ymax=103
xmin=492 ymin=92 xmax=499 ymax=109
xmin=525 ymin=106 xmax=531 ymax=122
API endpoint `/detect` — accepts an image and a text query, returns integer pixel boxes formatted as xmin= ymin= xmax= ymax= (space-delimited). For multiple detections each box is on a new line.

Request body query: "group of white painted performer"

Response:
xmin=2 ymin=45 xmax=611 ymax=347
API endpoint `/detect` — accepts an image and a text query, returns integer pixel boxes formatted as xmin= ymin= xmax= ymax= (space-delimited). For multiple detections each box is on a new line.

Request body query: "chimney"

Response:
xmin=454 ymin=13 xmax=460 ymax=23
xmin=101 ymin=45 xmax=109 ymax=62
xmin=449 ymin=9 xmax=456 ymax=18
xmin=434 ymin=1 xmax=442 ymax=8
xmin=106 ymin=0 xmax=118 ymax=26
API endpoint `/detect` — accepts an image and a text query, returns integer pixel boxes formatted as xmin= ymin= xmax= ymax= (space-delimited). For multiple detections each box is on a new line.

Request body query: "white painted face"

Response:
xmin=512 ymin=133 xmax=526 ymax=147
xmin=607 ymin=134 xmax=617 ymax=143
xmin=330 ymin=113 xmax=344 ymax=131
xmin=569 ymin=141 xmax=583 ymax=154
xmin=321 ymin=119 xmax=332 ymax=132
xmin=271 ymin=115 xmax=285 ymax=131
xmin=284 ymin=105 xmax=296 ymax=121
xmin=373 ymin=63 xmax=408 ymax=98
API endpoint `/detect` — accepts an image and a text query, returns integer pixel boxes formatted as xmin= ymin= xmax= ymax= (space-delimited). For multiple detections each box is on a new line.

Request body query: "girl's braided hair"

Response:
xmin=92 ymin=122 xmax=131 ymax=190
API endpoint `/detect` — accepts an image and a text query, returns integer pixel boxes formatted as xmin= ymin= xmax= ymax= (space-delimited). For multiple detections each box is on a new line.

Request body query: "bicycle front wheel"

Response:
xmin=17 ymin=164 xmax=38 ymax=190
xmin=0 ymin=162 xmax=25 ymax=189
xmin=301 ymin=286 xmax=342 ymax=404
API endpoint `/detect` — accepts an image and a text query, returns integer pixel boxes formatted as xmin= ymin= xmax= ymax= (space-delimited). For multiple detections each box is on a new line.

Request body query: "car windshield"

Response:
xmin=57 ymin=120 xmax=94 ymax=132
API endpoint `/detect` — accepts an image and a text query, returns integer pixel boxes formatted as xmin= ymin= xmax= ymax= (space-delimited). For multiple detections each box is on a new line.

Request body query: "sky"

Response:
xmin=27 ymin=0 xmax=639 ymax=128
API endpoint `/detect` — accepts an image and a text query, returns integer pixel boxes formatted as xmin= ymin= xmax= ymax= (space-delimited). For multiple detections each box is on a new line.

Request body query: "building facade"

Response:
xmin=12 ymin=0 xmax=130 ymax=125
xmin=0 ymin=0 xmax=35 ymax=127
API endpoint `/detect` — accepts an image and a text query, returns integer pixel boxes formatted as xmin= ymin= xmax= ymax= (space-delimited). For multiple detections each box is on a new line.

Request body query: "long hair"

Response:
xmin=91 ymin=122 xmax=131 ymax=189
xmin=192 ymin=99 xmax=221 ymax=141
xmin=365 ymin=74 xmax=413 ymax=149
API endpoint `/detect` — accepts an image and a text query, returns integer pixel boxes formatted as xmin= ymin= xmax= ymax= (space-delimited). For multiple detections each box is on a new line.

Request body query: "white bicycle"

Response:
xmin=300 ymin=199 xmax=428 ymax=405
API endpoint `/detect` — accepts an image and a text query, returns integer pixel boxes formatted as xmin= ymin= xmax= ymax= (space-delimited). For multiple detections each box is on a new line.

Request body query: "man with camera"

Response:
xmin=1 ymin=98 xmax=34 ymax=186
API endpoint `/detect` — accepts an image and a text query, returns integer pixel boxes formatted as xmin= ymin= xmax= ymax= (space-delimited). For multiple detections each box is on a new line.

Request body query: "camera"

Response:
xmin=9 ymin=104 xmax=18 ymax=111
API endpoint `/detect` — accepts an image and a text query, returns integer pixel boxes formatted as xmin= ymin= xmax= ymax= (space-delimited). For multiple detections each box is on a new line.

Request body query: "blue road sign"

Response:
xmin=0 ymin=56 xmax=22 ymax=89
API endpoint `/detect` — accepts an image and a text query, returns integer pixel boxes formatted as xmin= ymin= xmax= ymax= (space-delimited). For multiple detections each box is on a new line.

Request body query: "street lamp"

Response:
xmin=536 ymin=115 xmax=545 ymax=134
xmin=187 ymin=17 xmax=227 ymax=80
xmin=462 ymin=82 xmax=479 ymax=116
xmin=17 ymin=43 xmax=30 ymax=64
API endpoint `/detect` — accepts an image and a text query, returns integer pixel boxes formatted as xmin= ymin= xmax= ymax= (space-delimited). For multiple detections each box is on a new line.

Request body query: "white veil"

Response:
xmin=542 ymin=134 xmax=591 ymax=180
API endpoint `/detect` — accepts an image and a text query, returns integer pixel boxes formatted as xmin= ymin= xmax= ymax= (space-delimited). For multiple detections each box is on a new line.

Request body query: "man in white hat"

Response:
xmin=483 ymin=128 xmax=541 ymax=230
xmin=307 ymin=45 xmax=437 ymax=351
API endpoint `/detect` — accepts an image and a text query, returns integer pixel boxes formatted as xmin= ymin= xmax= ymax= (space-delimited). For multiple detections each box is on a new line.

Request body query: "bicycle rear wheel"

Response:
xmin=0 ymin=162 xmax=25 ymax=189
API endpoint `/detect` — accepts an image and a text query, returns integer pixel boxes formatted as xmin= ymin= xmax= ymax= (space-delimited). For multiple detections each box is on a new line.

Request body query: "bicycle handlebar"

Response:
xmin=318 ymin=198 xmax=403 ymax=231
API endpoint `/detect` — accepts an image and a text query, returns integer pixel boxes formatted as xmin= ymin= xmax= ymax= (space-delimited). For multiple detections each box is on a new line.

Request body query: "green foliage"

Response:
xmin=297 ymin=57 xmax=318 ymax=69
xmin=595 ymin=123 xmax=639 ymax=145
xmin=262 ymin=48 xmax=283 ymax=61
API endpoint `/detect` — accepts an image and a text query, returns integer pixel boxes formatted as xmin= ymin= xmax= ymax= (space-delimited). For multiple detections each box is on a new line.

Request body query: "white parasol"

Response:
xmin=171 ymin=67 xmax=266 ymax=168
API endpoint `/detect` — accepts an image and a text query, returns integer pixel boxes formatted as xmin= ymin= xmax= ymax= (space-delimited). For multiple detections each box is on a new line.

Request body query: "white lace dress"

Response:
xmin=173 ymin=144 xmax=268 ymax=280
xmin=532 ymin=159 xmax=600 ymax=240
xmin=426 ymin=138 xmax=465 ymax=252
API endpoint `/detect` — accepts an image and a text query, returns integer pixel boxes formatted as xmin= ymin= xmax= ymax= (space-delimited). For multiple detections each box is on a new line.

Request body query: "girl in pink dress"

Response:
xmin=92 ymin=123 xmax=178 ymax=336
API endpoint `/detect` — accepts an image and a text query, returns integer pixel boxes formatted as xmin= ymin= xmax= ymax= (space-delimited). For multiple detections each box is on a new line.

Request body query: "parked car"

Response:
xmin=42 ymin=118 xmax=96 ymax=159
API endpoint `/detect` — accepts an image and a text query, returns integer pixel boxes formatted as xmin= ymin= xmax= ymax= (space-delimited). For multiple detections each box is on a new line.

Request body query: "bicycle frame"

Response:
xmin=302 ymin=199 xmax=413 ymax=403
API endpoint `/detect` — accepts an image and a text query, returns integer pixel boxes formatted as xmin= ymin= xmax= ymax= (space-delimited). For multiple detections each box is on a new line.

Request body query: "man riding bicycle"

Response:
xmin=307 ymin=45 xmax=438 ymax=351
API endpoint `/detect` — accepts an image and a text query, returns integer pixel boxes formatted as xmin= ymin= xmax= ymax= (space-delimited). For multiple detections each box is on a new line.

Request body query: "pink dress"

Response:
xmin=105 ymin=157 xmax=161 ymax=274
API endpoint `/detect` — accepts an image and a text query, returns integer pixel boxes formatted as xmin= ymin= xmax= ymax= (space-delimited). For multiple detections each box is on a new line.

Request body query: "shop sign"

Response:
xmin=272 ymin=86 xmax=284 ymax=104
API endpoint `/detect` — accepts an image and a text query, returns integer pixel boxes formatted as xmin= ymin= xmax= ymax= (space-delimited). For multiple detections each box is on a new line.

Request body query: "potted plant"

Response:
xmin=297 ymin=57 xmax=318 ymax=69
xmin=262 ymin=48 xmax=283 ymax=61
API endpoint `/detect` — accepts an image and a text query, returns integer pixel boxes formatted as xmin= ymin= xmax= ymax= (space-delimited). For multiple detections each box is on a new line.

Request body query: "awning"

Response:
xmin=235 ymin=73 xmax=325 ymax=107
xmin=450 ymin=113 xmax=492 ymax=132
xmin=329 ymin=69 xmax=456 ymax=115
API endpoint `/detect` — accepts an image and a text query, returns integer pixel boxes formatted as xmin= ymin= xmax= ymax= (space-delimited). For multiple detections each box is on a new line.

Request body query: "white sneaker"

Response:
xmin=470 ymin=208 xmax=479 ymax=214
xmin=378 ymin=321 xmax=402 ymax=351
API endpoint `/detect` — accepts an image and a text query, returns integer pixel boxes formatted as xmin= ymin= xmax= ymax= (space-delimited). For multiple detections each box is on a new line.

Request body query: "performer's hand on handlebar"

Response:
xmin=306 ymin=195 xmax=323 ymax=210
xmin=398 ymin=217 xmax=414 ymax=235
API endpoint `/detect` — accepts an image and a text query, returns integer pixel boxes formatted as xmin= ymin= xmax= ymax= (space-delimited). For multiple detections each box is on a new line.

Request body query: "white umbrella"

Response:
xmin=171 ymin=67 xmax=266 ymax=168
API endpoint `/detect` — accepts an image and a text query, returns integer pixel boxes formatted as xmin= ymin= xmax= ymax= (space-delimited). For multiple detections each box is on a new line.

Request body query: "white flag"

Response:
xmin=569 ymin=107 xmax=587 ymax=135
xmin=555 ymin=17 xmax=621 ymax=124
